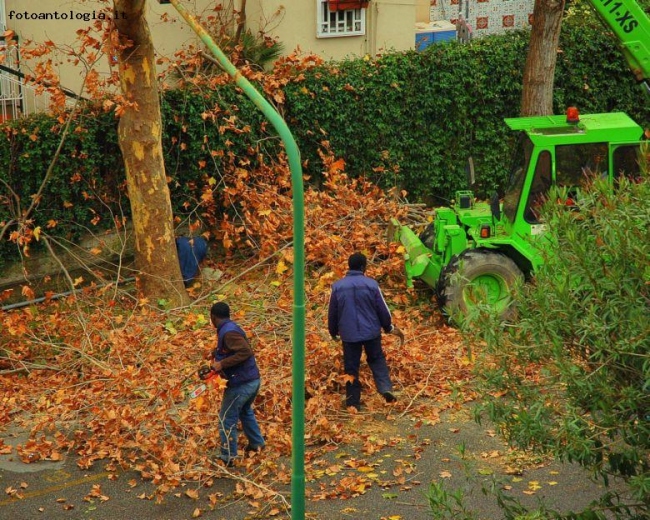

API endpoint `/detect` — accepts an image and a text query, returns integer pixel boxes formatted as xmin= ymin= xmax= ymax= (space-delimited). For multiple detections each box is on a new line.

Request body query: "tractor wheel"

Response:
xmin=437 ymin=249 xmax=523 ymax=323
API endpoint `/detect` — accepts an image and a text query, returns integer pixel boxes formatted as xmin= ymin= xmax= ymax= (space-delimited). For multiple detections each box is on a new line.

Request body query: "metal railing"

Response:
xmin=0 ymin=38 xmax=22 ymax=121
xmin=0 ymin=38 xmax=86 ymax=121
xmin=0 ymin=63 xmax=83 ymax=121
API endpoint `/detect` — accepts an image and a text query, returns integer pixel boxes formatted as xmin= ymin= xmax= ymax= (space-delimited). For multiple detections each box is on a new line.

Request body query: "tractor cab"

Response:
xmin=502 ymin=109 xmax=646 ymax=236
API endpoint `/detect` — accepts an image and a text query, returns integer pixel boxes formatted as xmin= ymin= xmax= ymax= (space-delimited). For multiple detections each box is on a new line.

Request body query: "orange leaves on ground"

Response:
xmin=0 ymin=265 xmax=469 ymax=516
xmin=275 ymin=259 xmax=289 ymax=274
xmin=0 ymin=288 xmax=13 ymax=303
xmin=4 ymin=486 xmax=23 ymax=499
xmin=185 ymin=488 xmax=200 ymax=500
xmin=20 ymin=285 xmax=35 ymax=300
xmin=83 ymin=484 xmax=109 ymax=502
xmin=0 ymin=142 xmax=473 ymax=516
xmin=15 ymin=436 xmax=62 ymax=463
xmin=311 ymin=473 xmax=372 ymax=500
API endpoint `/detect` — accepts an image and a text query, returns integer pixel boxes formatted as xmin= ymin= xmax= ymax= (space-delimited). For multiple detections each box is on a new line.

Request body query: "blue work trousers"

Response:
xmin=342 ymin=336 xmax=393 ymax=407
xmin=219 ymin=378 xmax=265 ymax=463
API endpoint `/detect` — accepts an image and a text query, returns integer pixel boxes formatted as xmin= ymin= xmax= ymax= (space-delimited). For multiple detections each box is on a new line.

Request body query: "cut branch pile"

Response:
xmin=0 ymin=151 xmax=471 ymax=514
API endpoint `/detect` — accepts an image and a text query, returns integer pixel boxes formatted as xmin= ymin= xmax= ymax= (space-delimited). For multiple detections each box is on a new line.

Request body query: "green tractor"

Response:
xmin=391 ymin=109 xmax=647 ymax=322
xmin=391 ymin=0 xmax=650 ymax=323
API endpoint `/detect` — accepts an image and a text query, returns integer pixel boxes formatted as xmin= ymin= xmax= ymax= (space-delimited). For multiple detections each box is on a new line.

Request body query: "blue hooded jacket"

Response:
xmin=328 ymin=270 xmax=393 ymax=342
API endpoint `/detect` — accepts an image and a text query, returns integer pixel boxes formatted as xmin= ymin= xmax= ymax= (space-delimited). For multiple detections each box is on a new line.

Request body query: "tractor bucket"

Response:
xmin=389 ymin=218 xmax=442 ymax=289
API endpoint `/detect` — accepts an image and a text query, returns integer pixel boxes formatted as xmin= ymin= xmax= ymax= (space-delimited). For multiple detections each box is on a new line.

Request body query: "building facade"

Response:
xmin=430 ymin=0 xmax=534 ymax=40
xmin=0 ymin=0 xmax=435 ymax=116
xmin=0 ymin=0 xmax=531 ymax=117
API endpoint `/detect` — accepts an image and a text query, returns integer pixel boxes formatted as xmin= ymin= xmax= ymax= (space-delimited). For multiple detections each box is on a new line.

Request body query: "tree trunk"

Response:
xmin=113 ymin=0 xmax=190 ymax=307
xmin=520 ymin=0 xmax=566 ymax=116
xmin=234 ymin=0 xmax=247 ymax=43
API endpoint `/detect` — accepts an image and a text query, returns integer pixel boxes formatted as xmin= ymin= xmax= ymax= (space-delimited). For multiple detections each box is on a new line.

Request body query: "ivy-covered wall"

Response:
xmin=0 ymin=15 xmax=648 ymax=266
xmin=284 ymin=14 xmax=649 ymax=202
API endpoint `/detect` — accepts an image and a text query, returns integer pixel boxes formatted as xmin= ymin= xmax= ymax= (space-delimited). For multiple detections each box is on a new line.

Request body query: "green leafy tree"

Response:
xmin=471 ymin=154 xmax=650 ymax=518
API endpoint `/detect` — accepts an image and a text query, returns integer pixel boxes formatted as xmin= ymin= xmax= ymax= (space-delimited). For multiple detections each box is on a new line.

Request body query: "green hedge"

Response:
xmin=0 ymin=14 xmax=648 ymax=266
xmin=0 ymin=113 xmax=123 ymax=264
xmin=283 ymin=32 xmax=529 ymax=203
xmin=284 ymin=13 xmax=649 ymax=201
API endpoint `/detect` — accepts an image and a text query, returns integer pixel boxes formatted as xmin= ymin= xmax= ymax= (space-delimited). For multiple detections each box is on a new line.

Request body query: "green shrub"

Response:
xmin=0 ymin=111 xmax=123 ymax=263
xmin=471 ymin=162 xmax=650 ymax=517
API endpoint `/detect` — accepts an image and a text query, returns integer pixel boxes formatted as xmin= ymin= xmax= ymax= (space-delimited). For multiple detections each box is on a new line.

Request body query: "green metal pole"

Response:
xmin=164 ymin=2 xmax=306 ymax=517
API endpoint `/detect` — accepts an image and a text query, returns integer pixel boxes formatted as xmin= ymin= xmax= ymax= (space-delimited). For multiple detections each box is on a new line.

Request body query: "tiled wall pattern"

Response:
xmin=430 ymin=0 xmax=534 ymax=38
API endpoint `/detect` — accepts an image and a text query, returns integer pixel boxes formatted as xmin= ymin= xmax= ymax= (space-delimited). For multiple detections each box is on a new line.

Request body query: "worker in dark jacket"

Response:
xmin=328 ymin=252 xmax=404 ymax=410
xmin=210 ymin=302 xmax=265 ymax=466
xmin=176 ymin=236 xmax=208 ymax=287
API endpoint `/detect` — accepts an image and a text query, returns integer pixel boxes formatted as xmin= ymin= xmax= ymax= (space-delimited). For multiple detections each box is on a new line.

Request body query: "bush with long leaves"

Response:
xmin=472 ymin=156 xmax=650 ymax=517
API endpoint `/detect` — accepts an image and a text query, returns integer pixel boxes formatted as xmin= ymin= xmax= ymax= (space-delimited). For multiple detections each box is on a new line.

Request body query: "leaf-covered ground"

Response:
xmin=0 ymin=156 xmax=473 ymax=515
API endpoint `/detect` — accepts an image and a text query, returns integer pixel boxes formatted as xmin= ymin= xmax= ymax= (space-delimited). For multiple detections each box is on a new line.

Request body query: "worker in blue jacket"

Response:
xmin=176 ymin=236 xmax=208 ymax=287
xmin=210 ymin=302 xmax=265 ymax=466
xmin=328 ymin=252 xmax=404 ymax=410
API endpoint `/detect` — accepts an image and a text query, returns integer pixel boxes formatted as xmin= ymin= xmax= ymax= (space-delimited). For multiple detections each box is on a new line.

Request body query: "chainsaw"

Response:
xmin=189 ymin=365 xmax=221 ymax=399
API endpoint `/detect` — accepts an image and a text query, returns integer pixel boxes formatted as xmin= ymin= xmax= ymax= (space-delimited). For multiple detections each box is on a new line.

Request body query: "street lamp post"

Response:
xmin=156 ymin=1 xmax=306 ymax=517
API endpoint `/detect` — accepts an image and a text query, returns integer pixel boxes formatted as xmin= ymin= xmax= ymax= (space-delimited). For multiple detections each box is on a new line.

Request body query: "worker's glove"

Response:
xmin=390 ymin=326 xmax=405 ymax=346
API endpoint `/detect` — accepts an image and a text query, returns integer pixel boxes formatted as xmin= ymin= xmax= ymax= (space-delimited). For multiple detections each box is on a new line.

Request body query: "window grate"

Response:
xmin=317 ymin=0 xmax=366 ymax=38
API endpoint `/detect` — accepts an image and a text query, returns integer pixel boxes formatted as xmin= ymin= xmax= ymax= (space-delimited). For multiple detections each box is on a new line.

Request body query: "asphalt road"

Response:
xmin=0 ymin=404 xmax=615 ymax=520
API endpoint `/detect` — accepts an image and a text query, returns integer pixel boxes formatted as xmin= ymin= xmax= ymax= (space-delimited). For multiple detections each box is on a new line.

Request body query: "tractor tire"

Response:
xmin=437 ymin=249 xmax=523 ymax=324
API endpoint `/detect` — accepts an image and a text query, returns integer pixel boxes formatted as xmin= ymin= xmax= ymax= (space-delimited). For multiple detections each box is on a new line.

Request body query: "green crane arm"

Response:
xmin=588 ymin=0 xmax=650 ymax=92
